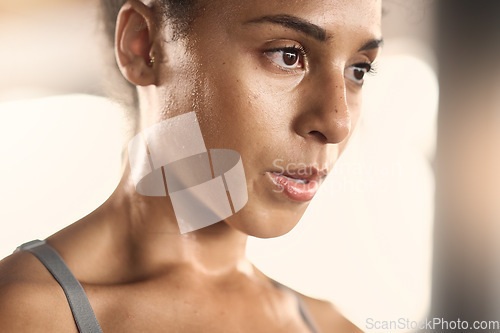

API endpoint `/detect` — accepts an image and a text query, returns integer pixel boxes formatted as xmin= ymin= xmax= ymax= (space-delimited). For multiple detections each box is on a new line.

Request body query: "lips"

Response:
xmin=268 ymin=167 xmax=327 ymax=202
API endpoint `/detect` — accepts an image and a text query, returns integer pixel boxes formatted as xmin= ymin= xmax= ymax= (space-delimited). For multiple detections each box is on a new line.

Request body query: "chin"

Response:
xmin=225 ymin=202 xmax=308 ymax=238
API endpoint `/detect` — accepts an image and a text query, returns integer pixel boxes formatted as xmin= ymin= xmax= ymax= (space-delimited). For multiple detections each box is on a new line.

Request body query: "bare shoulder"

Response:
xmin=0 ymin=250 xmax=77 ymax=332
xmin=299 ymin=293 xmax=364 ymax=333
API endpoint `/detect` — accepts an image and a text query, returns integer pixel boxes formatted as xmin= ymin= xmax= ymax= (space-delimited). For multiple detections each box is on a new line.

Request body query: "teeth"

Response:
xmin=282 ymin=175 xmax=308 ymax=184
xmin=272 ymin=172 xmax=311 ymax=184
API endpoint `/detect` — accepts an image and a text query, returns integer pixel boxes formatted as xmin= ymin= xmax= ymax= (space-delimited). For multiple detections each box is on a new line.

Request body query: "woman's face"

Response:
xmin=148 ymin=0 xmax=382 ymax=237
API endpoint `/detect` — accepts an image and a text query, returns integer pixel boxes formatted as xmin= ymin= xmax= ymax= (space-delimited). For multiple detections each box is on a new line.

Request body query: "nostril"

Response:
xmin=308 ymin=130 xmax=328 ymax=143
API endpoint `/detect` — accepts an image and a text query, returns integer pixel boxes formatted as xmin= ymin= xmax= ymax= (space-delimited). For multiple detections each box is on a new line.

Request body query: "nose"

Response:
xmin=293 ymin=70 xmax=351 ymax=144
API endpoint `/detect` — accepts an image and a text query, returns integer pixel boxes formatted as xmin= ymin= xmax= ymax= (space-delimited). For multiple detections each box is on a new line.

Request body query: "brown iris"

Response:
xmin=354 ymin=68 xmax=365 ymax=80
xmin=283 ymin=51 xmax=299 ymax=66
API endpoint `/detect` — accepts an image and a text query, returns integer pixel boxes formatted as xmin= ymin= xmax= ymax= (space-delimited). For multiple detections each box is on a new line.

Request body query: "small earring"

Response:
xmin=148 ymin=56 xmax=155 ymax=67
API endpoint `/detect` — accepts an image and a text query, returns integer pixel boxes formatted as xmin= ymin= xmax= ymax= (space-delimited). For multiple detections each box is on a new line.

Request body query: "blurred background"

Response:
xmin=0 ymin=0 xmax=499 ymax=332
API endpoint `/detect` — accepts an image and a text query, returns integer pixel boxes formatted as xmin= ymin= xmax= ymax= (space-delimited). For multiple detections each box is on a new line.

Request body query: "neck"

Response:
xmin=104 ymin=165 xmax=252 ymax=279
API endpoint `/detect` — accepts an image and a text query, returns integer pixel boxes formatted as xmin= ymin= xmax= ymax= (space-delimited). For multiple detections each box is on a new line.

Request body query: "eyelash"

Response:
xmin=355 ymin=62 xmax=377 ymax=75
xmin=263 ymin=44 xmax=377 ymax=82
xmin=269 ymin=45 xmax=309 ymax=57
xmin=347 ymin=61 xmax=377 ymax=86
xmin=264 ymin=44 xmax=309 ymax=71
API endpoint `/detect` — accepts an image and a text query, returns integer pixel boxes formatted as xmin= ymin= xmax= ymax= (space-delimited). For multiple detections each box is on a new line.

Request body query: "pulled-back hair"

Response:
xmin=100 ymin=0 xmax=199 ymax=43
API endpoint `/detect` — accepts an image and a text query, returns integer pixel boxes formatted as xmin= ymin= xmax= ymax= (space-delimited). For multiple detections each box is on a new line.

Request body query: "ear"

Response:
xmin=115 ymin=0 xmax=158 ymax=86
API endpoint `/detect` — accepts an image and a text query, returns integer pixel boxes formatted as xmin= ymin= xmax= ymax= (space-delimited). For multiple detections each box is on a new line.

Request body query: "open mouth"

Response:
xmin=268 ymin=169 xmax=326 ymax=202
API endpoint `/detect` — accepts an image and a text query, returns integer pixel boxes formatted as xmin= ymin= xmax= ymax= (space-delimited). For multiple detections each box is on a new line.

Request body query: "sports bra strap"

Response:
xmin=17 ymin=240 xmax=320 ymax=333
xmin=17 ymin=240 xmax=103 ymax=333
xmin=272 ymin=279 xmax=321 ymax=333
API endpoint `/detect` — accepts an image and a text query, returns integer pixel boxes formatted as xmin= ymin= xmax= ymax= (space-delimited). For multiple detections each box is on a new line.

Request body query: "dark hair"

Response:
xmin=99 ymin=0 xmax=199 ymax=138
xmin=100 ymin=0 xmax=199 ymax=43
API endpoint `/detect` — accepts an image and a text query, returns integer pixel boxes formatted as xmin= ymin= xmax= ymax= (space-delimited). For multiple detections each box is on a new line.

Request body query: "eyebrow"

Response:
xmin=245 ymin=14 xmax=328 ymax=42
xmin=245 ymin=14 xmax=384 ymax=52
xmin=358 ymin=38 xmax=384 ymax=52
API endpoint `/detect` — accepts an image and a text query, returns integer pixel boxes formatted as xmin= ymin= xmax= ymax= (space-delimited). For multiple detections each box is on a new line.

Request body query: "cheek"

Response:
xmin=196 ymin=63 xmax=298 ymax=150
xmin=192 ymin=73 xmax=309 ymax=238
xmin=347 ymin=89 xmax=363 ymax=126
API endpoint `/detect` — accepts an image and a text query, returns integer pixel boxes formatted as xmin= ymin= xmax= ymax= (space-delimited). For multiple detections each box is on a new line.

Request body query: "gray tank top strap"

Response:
xmin=295 ymin=290 xmax=321 ymax=333
xmin=272 ymin=280 xmax=321 ymax=333
xmin=16 ymin=240 xmax=103 ymax=333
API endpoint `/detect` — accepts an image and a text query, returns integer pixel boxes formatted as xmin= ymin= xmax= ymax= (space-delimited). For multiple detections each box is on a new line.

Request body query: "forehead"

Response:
xmin=195 ymin=0 xmax=382 ymax=39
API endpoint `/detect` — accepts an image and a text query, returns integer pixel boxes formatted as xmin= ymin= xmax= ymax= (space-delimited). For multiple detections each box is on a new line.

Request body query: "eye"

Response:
xmin=345 ymin=63 xmax=373 ymax=85
xmin=264 ymin=46 xmax=306 ymax=71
